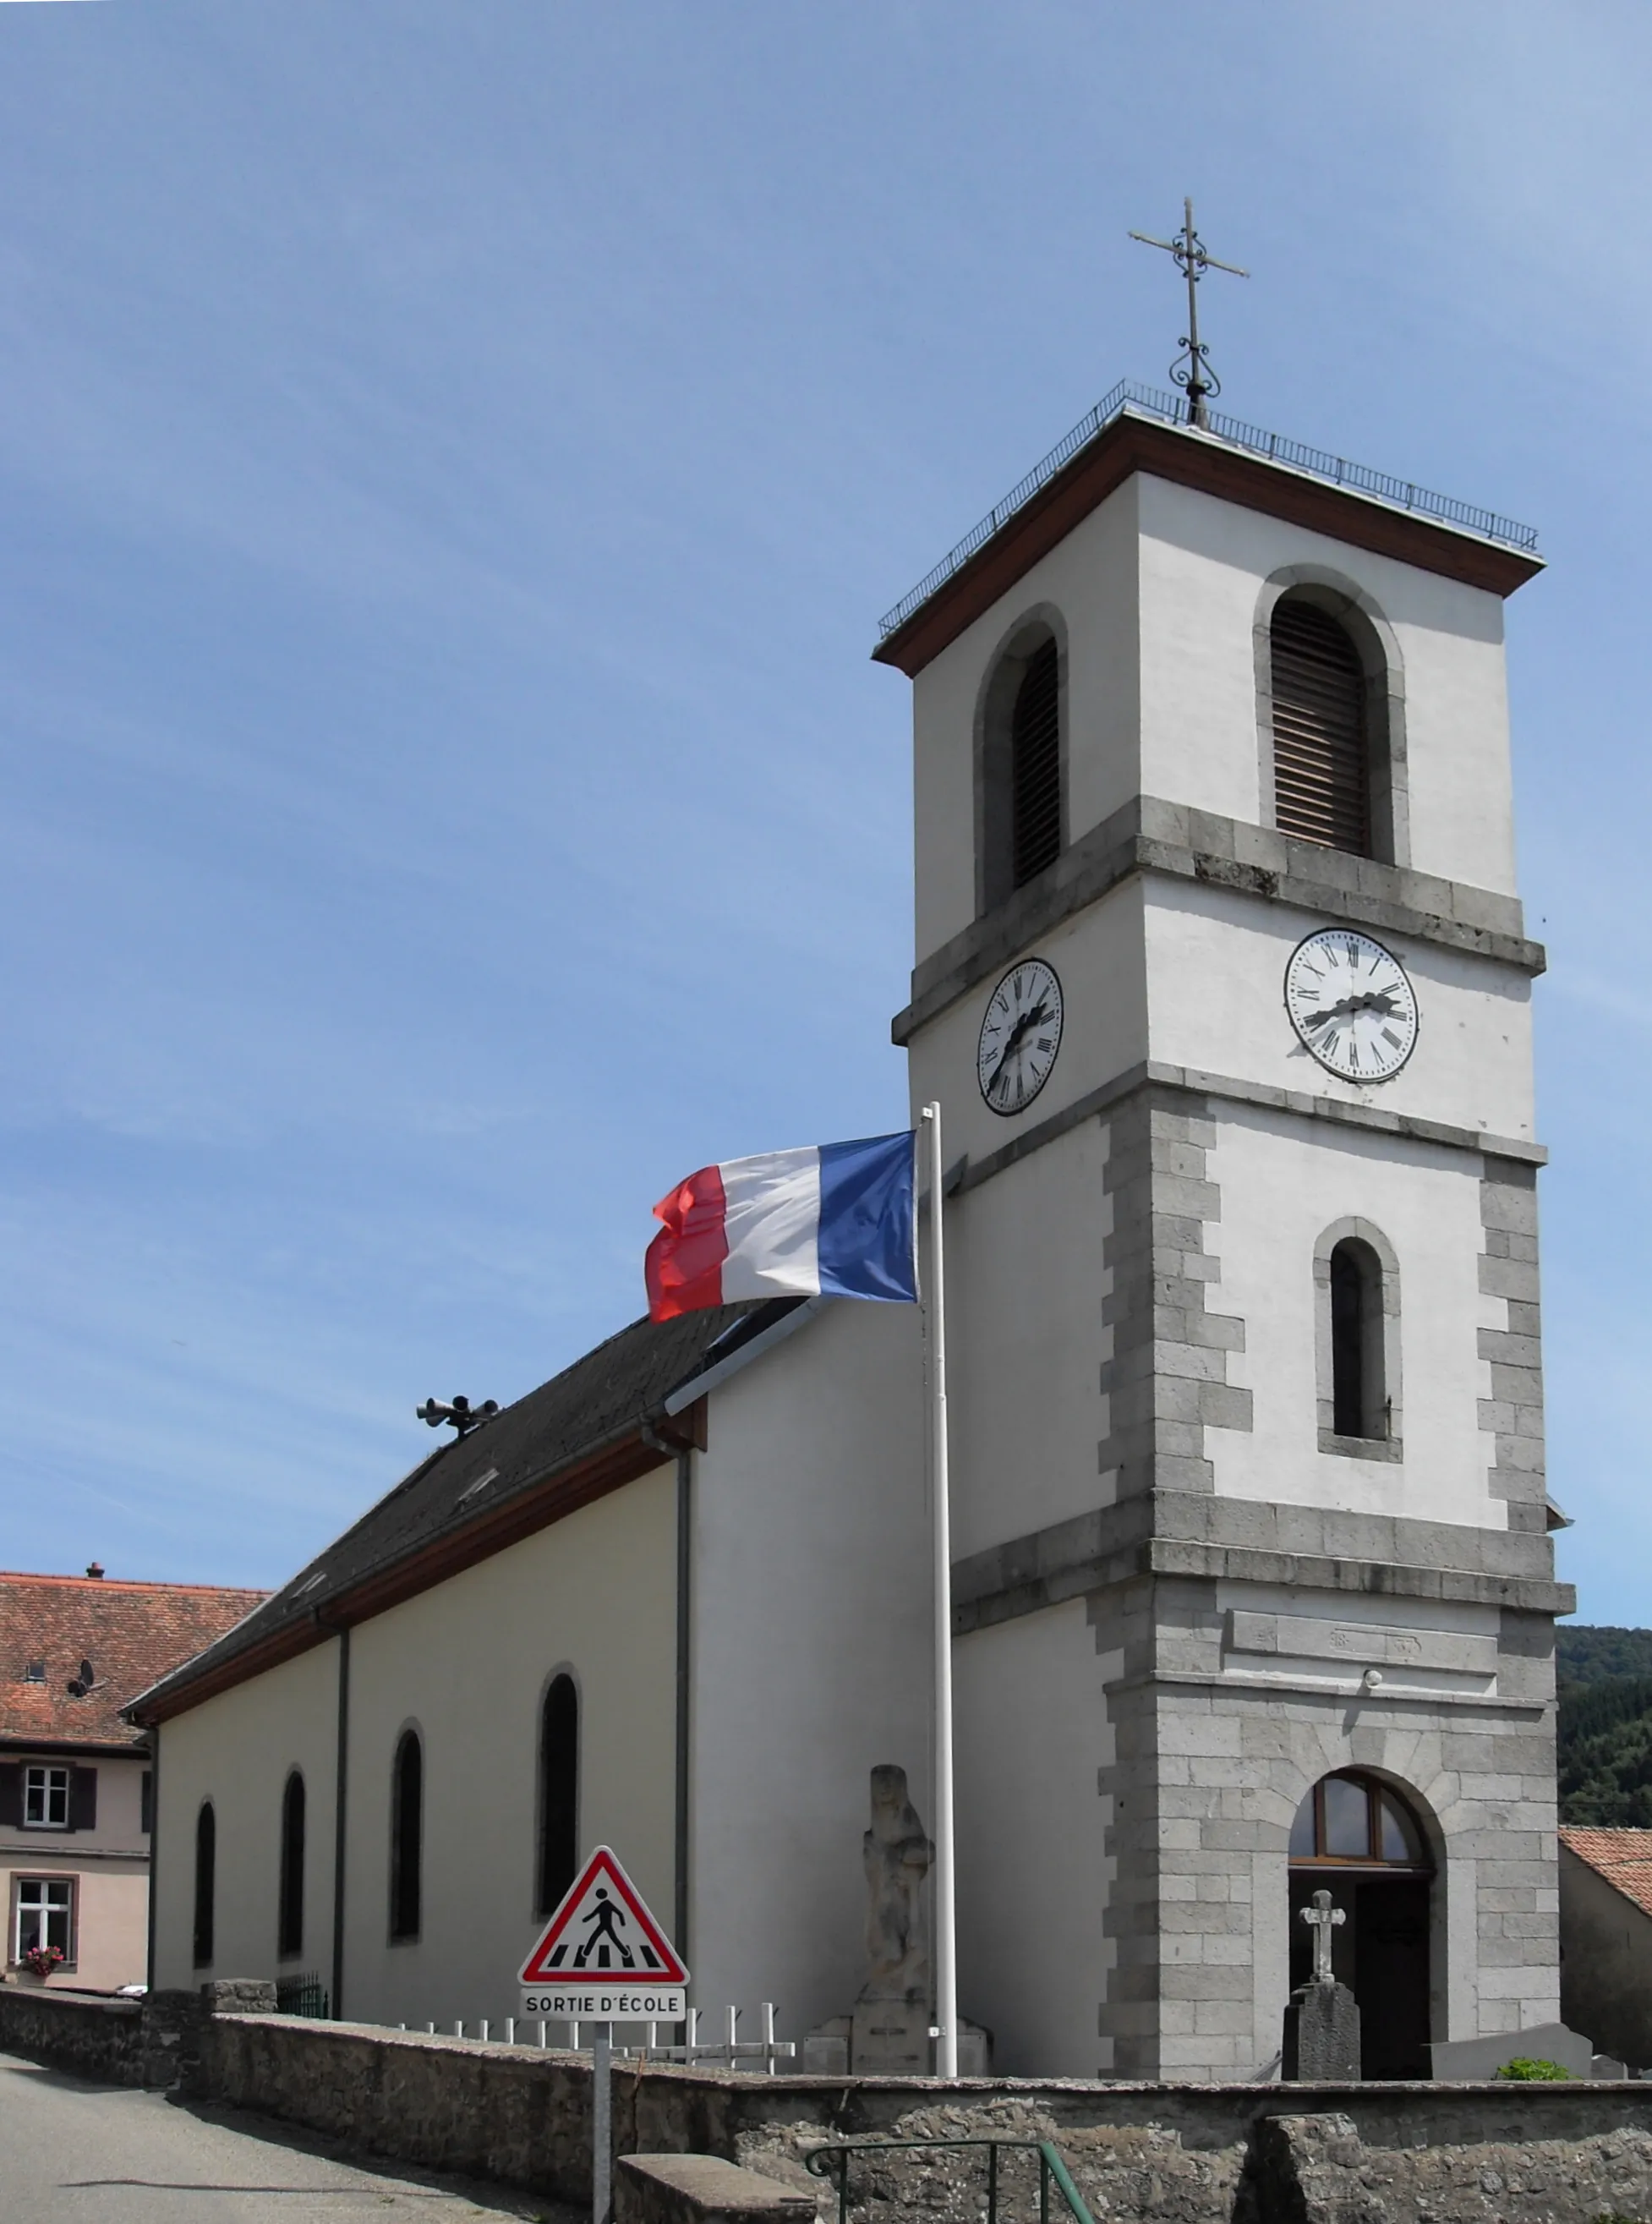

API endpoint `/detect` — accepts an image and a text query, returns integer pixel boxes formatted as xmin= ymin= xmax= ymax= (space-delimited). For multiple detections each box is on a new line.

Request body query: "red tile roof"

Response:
xmin=1559 ymin=1827 xmax=1652 ymax=1921
xmin=0 ymin=1572 xmax=268 ymax=1751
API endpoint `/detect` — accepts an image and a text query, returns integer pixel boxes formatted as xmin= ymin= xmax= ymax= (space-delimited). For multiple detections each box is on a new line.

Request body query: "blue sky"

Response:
xmin=0 ymin=2 xmax=1646 ymax=1623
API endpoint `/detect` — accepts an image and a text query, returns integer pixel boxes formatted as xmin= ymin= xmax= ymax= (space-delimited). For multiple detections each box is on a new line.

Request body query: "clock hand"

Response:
xmin=987 ymin=1000 xmax=1052 ymax=1086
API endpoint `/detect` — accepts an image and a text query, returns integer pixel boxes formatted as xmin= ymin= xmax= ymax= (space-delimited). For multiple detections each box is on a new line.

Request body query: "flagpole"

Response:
xmin=921 ymin=1100 xmax=958 ymax=2080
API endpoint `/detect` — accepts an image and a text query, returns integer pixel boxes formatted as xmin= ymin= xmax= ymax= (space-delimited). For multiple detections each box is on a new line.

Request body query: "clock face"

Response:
xmin=1284 ymin=929 xmax=1419 ymax=1082
xmin=977 ymin=958 xmax=1064 ymax=1115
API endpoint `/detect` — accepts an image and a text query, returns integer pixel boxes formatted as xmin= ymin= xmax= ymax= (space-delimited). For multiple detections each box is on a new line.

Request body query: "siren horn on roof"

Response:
xmin=415 ymin=1395 xmax=500 ymax=1438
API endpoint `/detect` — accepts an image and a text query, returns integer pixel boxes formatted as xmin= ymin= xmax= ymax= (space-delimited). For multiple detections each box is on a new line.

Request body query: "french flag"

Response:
xmin=646 ymin=1131 xmax=917 ymax=1322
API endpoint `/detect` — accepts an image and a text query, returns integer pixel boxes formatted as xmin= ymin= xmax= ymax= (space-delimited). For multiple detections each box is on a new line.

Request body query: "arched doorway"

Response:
xmin=1288 ymin=1772 xmax=1434 ymax=2079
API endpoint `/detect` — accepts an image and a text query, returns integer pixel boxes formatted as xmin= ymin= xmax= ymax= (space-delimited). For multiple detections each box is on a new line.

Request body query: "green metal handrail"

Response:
xmin=803 ymin=2137 xmax=1097 ymax=2224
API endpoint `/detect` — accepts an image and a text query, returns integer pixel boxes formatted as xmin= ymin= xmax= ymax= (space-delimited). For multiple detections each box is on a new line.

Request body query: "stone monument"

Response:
xmin=1283 ymin=1889 xmax=1361 ymax=2081
xmin=801 ymin=1764 xmax=990 ymax=2075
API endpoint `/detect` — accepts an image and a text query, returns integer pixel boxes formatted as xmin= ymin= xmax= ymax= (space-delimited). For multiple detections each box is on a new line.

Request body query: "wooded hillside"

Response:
xmin=1557 ymin=1628 xmax=1652 ymax=1826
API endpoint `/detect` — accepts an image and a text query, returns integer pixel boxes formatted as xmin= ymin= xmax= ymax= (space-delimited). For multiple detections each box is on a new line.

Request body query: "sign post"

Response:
xmin=519 ymin=1847 xmax=690 ymax=2224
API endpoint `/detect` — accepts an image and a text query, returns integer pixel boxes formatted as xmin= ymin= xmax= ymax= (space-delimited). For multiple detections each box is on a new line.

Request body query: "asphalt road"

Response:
xmin=0 ymin=2048 xmax=573 ymax=2222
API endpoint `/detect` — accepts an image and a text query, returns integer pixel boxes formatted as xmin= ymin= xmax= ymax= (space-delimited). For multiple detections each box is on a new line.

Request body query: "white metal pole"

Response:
xmin=922 ymin=1101 xmax=959 ymax=2079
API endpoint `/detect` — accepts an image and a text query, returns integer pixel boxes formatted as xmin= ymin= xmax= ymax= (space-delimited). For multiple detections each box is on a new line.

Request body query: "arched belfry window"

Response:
xmin=1315 ymin=1219 xmax=1401 ymax=1458
xmin=537 ymin=1674 xmax=579 ymax=1917
xmin=390 ymin=1730 xmax=423 ymax=1942
xmin=192 ymin=1800 xmax=216 ymax=1968
xmin=977 ymin=620 xmax=1064 ymax=913
xmin=1010 ymin=638 xmax=1061 ymax=886
xmin=278 ymin=1771 xmax=305 ymax=1960
xmin=1271 ymin=598 xmax=1371 ymax=855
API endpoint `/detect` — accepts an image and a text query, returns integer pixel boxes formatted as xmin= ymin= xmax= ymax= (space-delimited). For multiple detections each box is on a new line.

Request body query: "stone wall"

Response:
xmin=10 ymin=1989 xmax=1652 ymax=2221
xmin=0 ymin=1983 xmax=145 ymax=2084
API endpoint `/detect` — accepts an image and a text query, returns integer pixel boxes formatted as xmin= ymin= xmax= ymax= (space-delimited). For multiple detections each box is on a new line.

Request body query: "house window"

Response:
xmin=390 ymin=1730 xmax=423 ymax=1942
xmin=193 ymin=1802 xmax=216 ymax=1967
xmin=23 ymin=1661 xmax=45 ymax=1684
xmin=278 ymin=1772 xmax=305 ymax=1961
xmin=1271 ymin=598 xmax=1371 ymax=855
xmin=537 ymin=1675 xmax=579 ymax=1917
xmin=24 ymin=1767 xmax=69 ymax=1829
xmin=13 ymin=1877 xmax=74 ymax=1965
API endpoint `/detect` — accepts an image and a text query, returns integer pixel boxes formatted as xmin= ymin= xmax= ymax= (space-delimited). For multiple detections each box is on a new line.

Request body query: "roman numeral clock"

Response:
xmin=1284 ymin=928 xmax=1419 ymax=1082
xmin=976 ymin=958 xmax=1064 ymax=1115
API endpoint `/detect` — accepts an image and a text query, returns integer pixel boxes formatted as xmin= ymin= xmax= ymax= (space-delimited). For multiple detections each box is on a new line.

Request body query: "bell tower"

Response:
xmin=879 ymin=386 xmax=1574 ymax=2079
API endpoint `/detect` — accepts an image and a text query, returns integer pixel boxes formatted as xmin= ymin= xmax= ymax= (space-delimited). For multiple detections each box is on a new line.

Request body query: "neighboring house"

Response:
xmin=1 ymin=1568 xmax=265 ymax=1991
xmin=131 ymin=392 xmax=1568 ymax=2080
xmin=1559 ymin=1827 xmax=1652 ymax=2070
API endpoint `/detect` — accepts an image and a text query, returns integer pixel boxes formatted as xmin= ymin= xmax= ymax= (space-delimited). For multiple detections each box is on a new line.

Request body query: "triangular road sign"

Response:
xmin=520 ymin=1846 xmax=688 ymax=2018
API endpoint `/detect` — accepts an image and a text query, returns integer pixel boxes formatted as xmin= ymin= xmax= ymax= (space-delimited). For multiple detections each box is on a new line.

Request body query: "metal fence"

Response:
xmin=397 ymin=2002 xmax=794 ymax=2074
xmin=274 ymin=1971 xmax=330 ymax=2019
xmin=876 ymin=379 xmax=1540 ymax=643
xmin=806 ymin=2138 xmax=1097 ymax=2224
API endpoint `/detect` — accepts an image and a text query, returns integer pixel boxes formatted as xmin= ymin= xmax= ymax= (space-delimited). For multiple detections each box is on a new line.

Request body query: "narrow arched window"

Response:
xmin=390 ymin=1731 xmax=422 ymax=1942
xmin=1271 ymin=599 xmax=1370 ymax=855
xmin=1329 ymin=1237 xmax=1384 ymax=1439
xmin=537 ymin=1675 xmax=579 ymax=1917
xmin=1010 ymin=638 xmax=1061 ymax=886
xmin=192 ymin=1801 xmax=216 ymax=1967
xmin=278 ymin=1771 xmax=305 ymax=1960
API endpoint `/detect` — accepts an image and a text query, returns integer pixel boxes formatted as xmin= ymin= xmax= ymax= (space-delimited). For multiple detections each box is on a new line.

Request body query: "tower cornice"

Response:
xmin=875 ymin=402 xmax=1543 ymax=679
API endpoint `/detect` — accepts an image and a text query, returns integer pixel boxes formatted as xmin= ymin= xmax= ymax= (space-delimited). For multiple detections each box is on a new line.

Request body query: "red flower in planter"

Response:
xmin=22 ymin=1944 xmax=65 ymax=1978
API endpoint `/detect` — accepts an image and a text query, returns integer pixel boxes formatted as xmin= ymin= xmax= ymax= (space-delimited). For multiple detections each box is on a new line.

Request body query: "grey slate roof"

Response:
xmin=131 ymin=1300 xmax=774 ymax=1717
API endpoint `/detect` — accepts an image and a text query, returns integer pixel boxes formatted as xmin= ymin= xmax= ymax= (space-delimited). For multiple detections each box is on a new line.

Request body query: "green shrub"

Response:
xmin=1495 ymin=2057 xmax=1573 ymax=2080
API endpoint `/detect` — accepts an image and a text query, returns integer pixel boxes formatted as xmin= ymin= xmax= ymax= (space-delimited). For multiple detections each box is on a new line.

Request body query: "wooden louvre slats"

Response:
xmin=1011 ymin=638 xmax=1061 ymax=886
xmin=1271 ymin=600 xmax=1370 ymax=854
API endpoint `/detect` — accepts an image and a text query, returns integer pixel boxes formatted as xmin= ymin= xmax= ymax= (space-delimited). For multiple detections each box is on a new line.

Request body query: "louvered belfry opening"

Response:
xmin=1271 ymin=600 xmax=1371 ymax=854
xmin=1010 ymin=638 xmax=1062 ymax=886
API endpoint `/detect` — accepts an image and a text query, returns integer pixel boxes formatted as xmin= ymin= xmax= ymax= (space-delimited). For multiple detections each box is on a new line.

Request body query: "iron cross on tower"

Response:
xmin=1129 ymin=198 xmax=1248 ymax=428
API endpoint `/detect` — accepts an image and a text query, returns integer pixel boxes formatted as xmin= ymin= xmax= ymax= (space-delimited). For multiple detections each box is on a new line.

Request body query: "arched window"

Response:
xmin=192 ymin=1801 xmax=216 ymax=1968
xmin=1271 ymin=598 xmax=1370 ymax=855
xmin=390 ymin=1730 xmax=422 ymax=1942
xmin=1009 ymin=638 xmax=1061 ymax=886
xmin=1289 ymin=1772 xmax=1430 ymax=1868
xmin=977 ymin=620 xmax=1064 ymax=912
xmin=1329 ymin=1236 xmax=1384 ymax=1440
xmin=1315 ymin=1219 xmax=1400 ymax=1456
xmin=537 ymin=1674 xmax=579 ymax=1917
xmin=1288 ymin=1773 xmax=1433 ymax=2081
xmin=278 ymin=1771 xmax=305 ymax=1960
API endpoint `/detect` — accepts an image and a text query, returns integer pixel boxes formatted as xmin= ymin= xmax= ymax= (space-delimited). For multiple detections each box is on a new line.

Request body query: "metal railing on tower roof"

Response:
xmin=877 ymin=380 xmax=1540 ymax=644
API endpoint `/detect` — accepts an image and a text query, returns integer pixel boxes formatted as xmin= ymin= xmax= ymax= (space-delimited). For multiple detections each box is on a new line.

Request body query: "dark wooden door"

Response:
xmin=1355 ymin=1879 xmax=1431 ymax=2079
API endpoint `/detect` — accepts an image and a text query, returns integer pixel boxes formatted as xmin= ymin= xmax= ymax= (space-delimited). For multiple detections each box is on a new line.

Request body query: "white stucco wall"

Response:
xmin=1144 ymin=881 xmax=1535 ymax=1143
xmin=910 ymin=479 xmax=1142 ymax=960
xmin=938 ymin=1119 xmax=1113 ymax=1564
xmin=953 ymin=1607 xmax=1117 ymax=2078
xmin=342 ymin=1466 xmax=677 ymax=2032
xmin=1135 ymin=474 xmax=1517 ymax=896
xmin=905 ymin=453 xmax=1523 ymax=976
xmin=688 ymin=1296 xmax=930 ymax=2043
xmin=152 ymin=1640 xmax=341 ymax=1991
xmin=1207 ymin=1105 xmax=1498 ymax=1529
xmin=905 ymin=880 xmax=1147 ymax=1181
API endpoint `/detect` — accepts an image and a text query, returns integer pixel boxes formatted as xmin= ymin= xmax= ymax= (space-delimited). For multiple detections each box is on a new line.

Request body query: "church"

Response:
xmin=129 ymin=375 xmax=1573 ymax=2084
